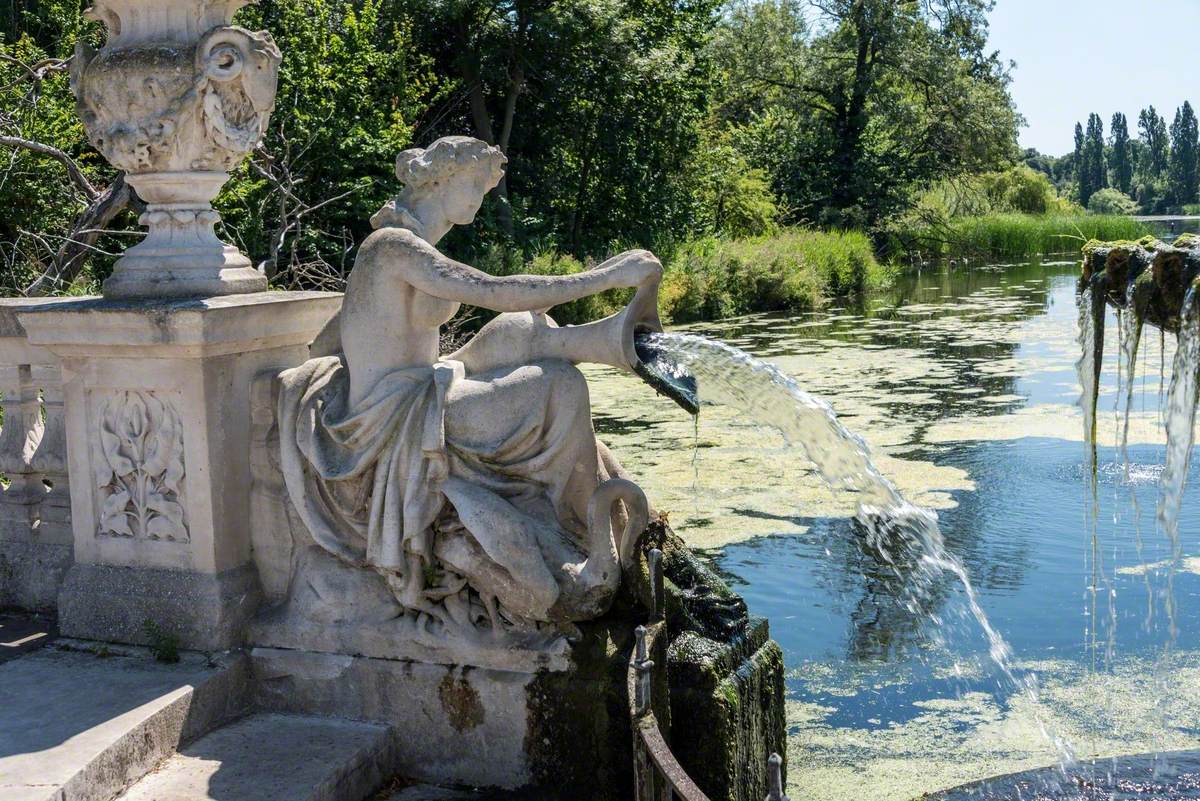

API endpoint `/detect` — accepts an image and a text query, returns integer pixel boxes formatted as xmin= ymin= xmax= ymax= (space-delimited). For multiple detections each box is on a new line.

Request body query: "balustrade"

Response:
xmin=0 ymin=299 xmax=71 ymax=610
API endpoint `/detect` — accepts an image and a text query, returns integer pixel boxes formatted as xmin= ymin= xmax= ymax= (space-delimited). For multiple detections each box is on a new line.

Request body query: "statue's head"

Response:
xmin=371 ymin=136 xmax=507 ymax=232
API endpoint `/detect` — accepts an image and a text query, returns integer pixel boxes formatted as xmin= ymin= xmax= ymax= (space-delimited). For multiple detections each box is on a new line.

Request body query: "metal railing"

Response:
xmin=630 ymin=548 xmax=789 ymax=801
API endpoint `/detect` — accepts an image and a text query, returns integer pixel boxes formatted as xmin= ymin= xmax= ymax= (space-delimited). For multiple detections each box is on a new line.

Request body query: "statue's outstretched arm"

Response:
xmin=360 ymin=227 xmax=661 ymax=312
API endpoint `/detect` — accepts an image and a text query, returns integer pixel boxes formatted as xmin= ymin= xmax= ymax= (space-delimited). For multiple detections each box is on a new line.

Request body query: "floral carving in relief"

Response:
xmin=94 ymin=391 xmax=188 ymax=541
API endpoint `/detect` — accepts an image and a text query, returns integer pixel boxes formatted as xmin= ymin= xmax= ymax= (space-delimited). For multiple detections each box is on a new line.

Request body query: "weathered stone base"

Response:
xmin=251 ymin=647 xmax=536 ymax=790
xmin=250 ymin=617 xmax=646 ymax=799
xmin=58 ymin=564 xmax=261 ymax=651
xmin=0 ymin=539 xmax=72 ymax=612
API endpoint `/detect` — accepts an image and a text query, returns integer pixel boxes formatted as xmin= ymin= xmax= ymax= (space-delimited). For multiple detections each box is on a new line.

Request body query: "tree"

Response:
xmin=709 ymin=0 xmax=1019 ymax=227
xmin=1108 ymin=112 xmax=1132 ymax=195
xmin=1077 ymin=113 xmax=1106 ymax=207
xmin=1137 ymin=105 xmax=1168 ymax=180
xmin=1169 ymin=101 xmax=1199 ymax=205
xmin=406 ymin=0 xmax=719 ymax=255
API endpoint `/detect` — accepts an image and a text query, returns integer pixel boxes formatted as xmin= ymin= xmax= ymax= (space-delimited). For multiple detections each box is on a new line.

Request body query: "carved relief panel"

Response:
xmin=92 ymin=390 xmax=188 ymax=542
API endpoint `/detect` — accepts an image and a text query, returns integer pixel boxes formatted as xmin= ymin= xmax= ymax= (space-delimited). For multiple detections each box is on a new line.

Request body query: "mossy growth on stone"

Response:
xmin=1173 ymin=232 xmax=1200 ymax=250
xmin=1080 ymin=235 xmax=1200 ymax=333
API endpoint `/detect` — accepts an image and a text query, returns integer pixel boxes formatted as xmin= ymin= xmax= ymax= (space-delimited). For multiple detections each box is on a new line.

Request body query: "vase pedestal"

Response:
xmin=17 ymin=292 xmax=340 ymax=650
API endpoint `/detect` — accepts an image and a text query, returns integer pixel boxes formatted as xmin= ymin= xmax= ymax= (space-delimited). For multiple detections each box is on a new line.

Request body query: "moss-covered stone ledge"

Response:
xmin=640 ymin=520 xmax=788 ymax=801
xmin=1080 ymin=233 xmax=1200 ymax=333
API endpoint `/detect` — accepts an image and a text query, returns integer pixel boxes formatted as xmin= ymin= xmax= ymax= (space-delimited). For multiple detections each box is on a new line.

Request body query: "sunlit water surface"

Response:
xmin=584 ymin=257 xmax=1200 ymax=800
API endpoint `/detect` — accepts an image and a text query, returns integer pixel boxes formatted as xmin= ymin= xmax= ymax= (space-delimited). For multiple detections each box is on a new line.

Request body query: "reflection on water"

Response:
xmin=585 ymin=258 xmax=1200 ymax=800
xmin=935 ymin=751 xmax=1200 ymax=800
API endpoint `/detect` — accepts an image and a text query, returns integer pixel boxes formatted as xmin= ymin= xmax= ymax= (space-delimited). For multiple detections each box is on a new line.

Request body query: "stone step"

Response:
xmin=0 ymin=643 xmax=245 ymax=801
xmin=117 ymin=713 xmax=393 ymax=801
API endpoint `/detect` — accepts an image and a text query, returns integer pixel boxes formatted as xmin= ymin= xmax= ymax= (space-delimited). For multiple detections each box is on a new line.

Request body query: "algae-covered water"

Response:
xmin=584 ymin=257 xmax=1200 ymax=801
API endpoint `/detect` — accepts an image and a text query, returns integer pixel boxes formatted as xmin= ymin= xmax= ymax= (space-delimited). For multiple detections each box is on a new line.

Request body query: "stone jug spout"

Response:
xmin=450 ymin=278 xmax=664 ymax=375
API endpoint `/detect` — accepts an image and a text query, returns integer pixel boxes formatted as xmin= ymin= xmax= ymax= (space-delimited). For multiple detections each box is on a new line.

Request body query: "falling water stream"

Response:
xmin=635 ymin=331 xmax=1077 ymax=768
xmin=1158 ymin=283 xmax=1200 ymax=640
xmin=592 ymin=257 xmax=1200 ymax=800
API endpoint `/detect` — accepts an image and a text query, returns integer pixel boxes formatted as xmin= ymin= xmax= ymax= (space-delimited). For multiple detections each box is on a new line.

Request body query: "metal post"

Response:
xmin=648 ymin=548 xmax=664 ymax=621
xmin=634 ymin=625 xmax=654 ymax=716
xmin=765 ymin=753 xmax=788 ymax=801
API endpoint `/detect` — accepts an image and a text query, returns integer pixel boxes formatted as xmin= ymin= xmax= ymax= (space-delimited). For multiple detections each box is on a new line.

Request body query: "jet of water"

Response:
xmin=637 ymin=330 xmax=1077 ymax=769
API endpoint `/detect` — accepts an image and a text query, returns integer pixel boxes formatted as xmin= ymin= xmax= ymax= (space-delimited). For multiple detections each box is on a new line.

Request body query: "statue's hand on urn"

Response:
xmin=608 ymin=249 xmax=663 ymax=288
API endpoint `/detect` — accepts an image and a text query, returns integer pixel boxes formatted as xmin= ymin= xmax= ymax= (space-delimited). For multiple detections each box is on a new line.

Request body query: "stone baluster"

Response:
xmin=764 ymin=753 xmax=789 ymax=801
xmin=0 ymin=363 xmax=45 ymax=537
xmin=0 ymin=299 xmax=72 ymax=611
xmin=30 ymin=364 xmax=71 ymax=545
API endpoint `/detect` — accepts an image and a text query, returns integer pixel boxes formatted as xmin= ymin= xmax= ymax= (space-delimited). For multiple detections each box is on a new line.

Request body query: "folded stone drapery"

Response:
xmin=278 ymin=357 xmax=457 ymax=589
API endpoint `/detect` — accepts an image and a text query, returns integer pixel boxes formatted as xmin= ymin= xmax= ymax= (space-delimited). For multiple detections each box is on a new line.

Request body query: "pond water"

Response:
xmin=584 ymin=257 xmax=1200 ymax=801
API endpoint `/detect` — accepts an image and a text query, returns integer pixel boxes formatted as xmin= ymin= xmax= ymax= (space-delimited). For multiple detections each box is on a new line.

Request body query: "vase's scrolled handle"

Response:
xmin=196 ymin=26 xmax=282 ymax=112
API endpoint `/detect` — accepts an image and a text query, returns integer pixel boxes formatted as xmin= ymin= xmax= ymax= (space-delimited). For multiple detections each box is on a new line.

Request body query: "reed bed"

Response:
xmin=889 ymin=213 xmax=1152 ymax=260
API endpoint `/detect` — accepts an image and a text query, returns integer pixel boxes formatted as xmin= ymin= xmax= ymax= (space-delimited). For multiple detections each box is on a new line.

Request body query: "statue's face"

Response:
xmin=441 ymin=166 xmax=498 ymax=226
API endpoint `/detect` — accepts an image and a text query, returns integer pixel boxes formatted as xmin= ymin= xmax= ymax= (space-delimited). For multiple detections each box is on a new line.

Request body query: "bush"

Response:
xmin=658 ymin=229 xmax=888 ymax=323
xmin=913 ymin=166 xmax=1077 ymax=222
xmin=1087 ymin=188 xmax=1138 ymax=216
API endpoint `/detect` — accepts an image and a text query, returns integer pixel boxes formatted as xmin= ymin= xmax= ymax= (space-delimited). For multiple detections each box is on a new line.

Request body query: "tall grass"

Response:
xmin=659 ymin=229 xmax=892 ymax=323
xmin=887 ymin=213 xmax=1153 ymax=260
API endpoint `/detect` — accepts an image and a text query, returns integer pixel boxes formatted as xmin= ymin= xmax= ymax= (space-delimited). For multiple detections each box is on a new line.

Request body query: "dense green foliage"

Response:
xmin=659 ymin=229 xmax=889 ymax=322
xmin=709 ymin=0 xmax=1019 ymax=229
xmin=0 ymin=0 xmax=1057 ymax=314
xmin=0 ymin=0 xmax=108 ymax=293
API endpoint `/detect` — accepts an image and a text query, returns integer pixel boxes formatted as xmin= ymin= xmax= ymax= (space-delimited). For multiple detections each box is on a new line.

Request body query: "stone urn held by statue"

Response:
xmin=71 ymin=0 xmax=281 ymax=298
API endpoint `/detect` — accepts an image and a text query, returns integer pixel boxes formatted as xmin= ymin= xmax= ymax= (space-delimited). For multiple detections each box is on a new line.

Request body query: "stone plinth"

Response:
xmin=250 ymin=615 xmax=648 ymax=798
xmin=17 ymin=292 xmax=340 ymax=650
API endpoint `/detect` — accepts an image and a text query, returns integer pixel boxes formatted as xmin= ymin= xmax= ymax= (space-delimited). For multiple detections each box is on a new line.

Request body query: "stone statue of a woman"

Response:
xmin=275 ymin=136 xmax=663 ymax=650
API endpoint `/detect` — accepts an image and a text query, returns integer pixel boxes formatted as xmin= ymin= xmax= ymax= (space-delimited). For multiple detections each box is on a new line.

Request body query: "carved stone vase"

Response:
xmin=71 ymin=0 xmax=281 ymax=298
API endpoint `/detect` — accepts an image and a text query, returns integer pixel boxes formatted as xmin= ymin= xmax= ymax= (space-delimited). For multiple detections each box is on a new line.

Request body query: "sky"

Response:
xmin=987 ymin=0 xmax=1200 ymax=157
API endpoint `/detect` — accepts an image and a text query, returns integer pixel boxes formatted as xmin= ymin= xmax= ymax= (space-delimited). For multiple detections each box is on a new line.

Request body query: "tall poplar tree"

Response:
xmin=1078 ymin=113 xmax=1106 ymax=207
xmin=1169 ymin=101 xmax=1199 ymax=205
xmin=1137 ymin=105 xmax=1169 ymax=179
xmin=1108 ymin=112 xmax=1132 ymax=195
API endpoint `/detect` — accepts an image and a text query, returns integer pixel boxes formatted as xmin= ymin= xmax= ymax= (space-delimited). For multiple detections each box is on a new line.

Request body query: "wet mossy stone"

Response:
xmin=520 ymin=519 xmax=784 ymax=801
xmin=640 ymin=518 xmax=749 ymax=640
xmin=639 ymin=520 xmax=786 ymax=801
xmin=1080 ymin=236 xmax=1200 ymax=332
